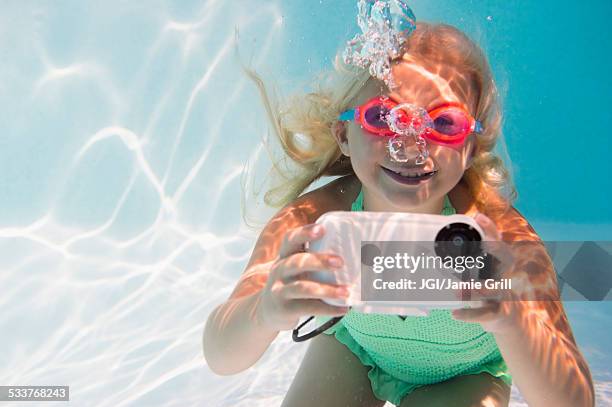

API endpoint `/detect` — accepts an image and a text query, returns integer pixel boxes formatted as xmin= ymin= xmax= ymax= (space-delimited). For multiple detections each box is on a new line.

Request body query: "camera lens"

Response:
xmin=434 ymin=222 xmax=482 ymax=258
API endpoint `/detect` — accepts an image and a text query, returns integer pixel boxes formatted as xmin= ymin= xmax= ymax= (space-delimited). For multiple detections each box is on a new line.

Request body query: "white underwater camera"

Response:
xmin=293 ymin=211 xmax=490 ymax=341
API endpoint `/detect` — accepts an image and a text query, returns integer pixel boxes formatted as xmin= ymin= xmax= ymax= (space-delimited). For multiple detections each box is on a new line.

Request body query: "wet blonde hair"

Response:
xmin=244 ymin=22 xmax=516 ymax=221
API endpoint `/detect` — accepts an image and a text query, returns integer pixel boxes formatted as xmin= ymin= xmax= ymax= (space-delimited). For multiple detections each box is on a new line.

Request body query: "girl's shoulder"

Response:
xmin=295 ymin=174 xmax=362 ymax=220
xmin=242 ymin=175 xmax=360 ymax=272
xmin=269 ymin=173 xmax=360 ymax=226
xmin=498 ymin=205 xmax=540 ymax=242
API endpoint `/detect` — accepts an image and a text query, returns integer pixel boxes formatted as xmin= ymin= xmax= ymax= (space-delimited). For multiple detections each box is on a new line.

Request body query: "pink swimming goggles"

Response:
xmin=338 ymin=95 xmax=484 ymax=145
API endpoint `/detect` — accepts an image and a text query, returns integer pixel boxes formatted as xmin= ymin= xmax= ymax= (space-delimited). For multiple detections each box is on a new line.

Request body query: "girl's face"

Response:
xmin=335 ymin=57 xmax=478 ymax=212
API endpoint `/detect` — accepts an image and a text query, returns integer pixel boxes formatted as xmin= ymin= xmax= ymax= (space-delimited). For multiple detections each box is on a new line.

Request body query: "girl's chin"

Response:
xmin=378 ymin=186 xmax=432 ymax=207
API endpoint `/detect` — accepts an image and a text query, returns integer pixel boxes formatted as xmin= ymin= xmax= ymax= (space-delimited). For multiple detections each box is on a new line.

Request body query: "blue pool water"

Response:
xmin=0 ymin=1 xmax=610 ymax=405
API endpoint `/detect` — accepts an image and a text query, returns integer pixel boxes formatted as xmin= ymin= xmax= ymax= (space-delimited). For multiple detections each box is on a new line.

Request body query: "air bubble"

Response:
xmin=384 ymin=103 xmax=431 ymax=165
xmin=386 ymin=103 xmax=433 ymax=137
xmin=387 ymin=134 xmax=429 ymax=164
xmin=342 ymin=0 xmax=416 ymax=87
xmin=388 ymin=136 xmax=410 ymax=163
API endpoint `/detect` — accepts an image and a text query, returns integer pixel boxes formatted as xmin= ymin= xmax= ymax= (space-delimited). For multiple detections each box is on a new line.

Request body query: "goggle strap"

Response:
xmin=338 ymin=109 xmax=356 ymax=122
xmin=474 ymin=120 xmax=483 ymax=134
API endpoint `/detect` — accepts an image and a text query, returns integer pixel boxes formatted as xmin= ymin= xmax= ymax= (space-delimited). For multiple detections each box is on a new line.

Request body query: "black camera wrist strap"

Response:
xmin=291 ymin=314 xmax=345 ymax=342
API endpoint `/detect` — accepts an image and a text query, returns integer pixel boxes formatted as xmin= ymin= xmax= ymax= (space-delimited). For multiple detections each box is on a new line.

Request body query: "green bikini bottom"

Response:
xmin=316 ymin=310 xmax=512 ymax=406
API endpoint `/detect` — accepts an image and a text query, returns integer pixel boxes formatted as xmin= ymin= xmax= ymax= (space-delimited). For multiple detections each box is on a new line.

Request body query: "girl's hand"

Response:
xmin=451 ymin=212 xmax=524 ymax=335
xmin=255 ymin=223 xmax=351 ymax=332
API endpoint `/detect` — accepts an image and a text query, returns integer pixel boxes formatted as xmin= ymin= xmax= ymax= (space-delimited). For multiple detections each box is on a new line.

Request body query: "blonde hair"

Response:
xmin=244 ymin=22 xmax=516 ymax=221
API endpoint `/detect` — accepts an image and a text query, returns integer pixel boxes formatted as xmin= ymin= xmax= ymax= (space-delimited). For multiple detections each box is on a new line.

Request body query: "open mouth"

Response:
xmin=381 ymin=166 xmax=437 ymax=185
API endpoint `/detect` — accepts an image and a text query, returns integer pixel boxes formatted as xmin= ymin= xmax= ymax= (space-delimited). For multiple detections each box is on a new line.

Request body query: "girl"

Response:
xmin=203 ymin=10 xmax=595 ymax=407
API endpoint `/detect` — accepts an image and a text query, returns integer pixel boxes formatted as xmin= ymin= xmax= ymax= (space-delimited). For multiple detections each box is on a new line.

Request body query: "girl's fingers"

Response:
xmin=473 ymin=285 xmax=507 ymax=302
xmin=286 ymin=299 xmax=351 ymax=316
xmin=473 ymin=212 xmax=515 ymax=280
xmin=281 ymin=280 xmax=350 ymax=301
xmin=452 ymin=300 xmax=500 ymax=322
xmin=474 ymin=212 xmax=501 ymax=241
xmin=278 ymin=224 xmax=325 ymax=259
xmin=275 ymin=252 xmax=344 ymax=283
xmin=482 ymin=242 xmax=514 ymax=274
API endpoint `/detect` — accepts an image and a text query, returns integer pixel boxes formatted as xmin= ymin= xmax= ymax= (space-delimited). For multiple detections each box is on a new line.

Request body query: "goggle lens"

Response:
xmin=363 ymin=105 xmax=391 ymax=129
xmin=431 ymin=109 xmax=471 ymax=137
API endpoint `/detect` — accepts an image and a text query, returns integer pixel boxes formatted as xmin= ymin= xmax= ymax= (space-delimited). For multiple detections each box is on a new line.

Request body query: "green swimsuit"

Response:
xmin=315 ymin=189 xmax=512 ymax=406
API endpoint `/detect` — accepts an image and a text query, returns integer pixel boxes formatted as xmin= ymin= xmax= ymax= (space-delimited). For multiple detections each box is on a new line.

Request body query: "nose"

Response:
xmin=387 ymin=134 xmax=429 ymax=164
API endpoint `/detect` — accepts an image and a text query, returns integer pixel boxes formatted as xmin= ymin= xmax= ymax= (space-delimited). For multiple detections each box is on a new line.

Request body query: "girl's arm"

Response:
xmin=203 ymin=198 xmax=316 ymax=376
xmin=202 ymin=175 xmax=359 ymax=375
xmin=456 ymin=208 xmax=595 ymax=407
xmin=493 ymin=299 xmax=595 ymax=407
